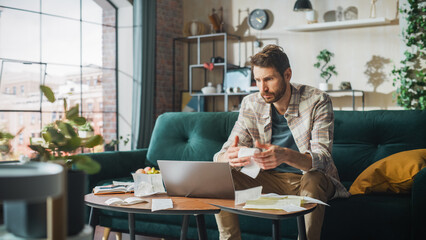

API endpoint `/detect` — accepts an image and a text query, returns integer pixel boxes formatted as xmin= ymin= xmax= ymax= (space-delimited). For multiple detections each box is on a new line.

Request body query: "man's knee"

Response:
xmin=300 ymin=170 xmax=334 ymax=200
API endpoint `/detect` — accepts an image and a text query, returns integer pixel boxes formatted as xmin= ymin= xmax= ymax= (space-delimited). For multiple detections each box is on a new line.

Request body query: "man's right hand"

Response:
xmin=223 ymin=136 xmax=251 ymax=167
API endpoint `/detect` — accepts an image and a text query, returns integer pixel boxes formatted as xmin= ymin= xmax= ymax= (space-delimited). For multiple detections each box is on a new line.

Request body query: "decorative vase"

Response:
xmin=319 ymin=83 xmax=332 ymax=91
xmin=3 ymin=170 xmax=86 ymax=237
xmin=190 ymin=20 xmax=199 ymax=36
xmin=201 ymin=82 xmax=216 ymax=94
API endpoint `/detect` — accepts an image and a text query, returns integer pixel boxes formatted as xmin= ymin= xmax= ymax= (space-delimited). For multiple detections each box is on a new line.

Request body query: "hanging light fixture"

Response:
xmin=293 ymin=0 xmax=313 ymax=12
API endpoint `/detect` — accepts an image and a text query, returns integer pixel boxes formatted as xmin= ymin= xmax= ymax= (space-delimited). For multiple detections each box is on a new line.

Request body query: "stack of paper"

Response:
xmin=243 ymin=194 xmax=328 ymax=213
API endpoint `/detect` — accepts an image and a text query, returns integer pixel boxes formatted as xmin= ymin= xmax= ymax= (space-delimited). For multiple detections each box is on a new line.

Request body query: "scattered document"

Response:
xmin=105 ymin=197 xmax=147 ymax=206
xmin=261 ymin=193 xmax=329 ymax=206
xmin=235 ymin=186 xmax=263 ymax=205
xmin=132 ymin=173 xmax=166 ymax=197
xmin=238 ymin=148 xmax=261 ymax=179
xmin=242 ymin=194 xmax=328 ymax=213
xmin=151 ymin=199 xmax=173 ymax=212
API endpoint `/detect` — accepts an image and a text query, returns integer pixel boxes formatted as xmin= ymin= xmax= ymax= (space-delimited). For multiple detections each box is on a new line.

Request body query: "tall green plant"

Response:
xmin=314 ymin=49 xmax=338 ymax=83
xmin=392 ymin=0 xmax=426 ymax=109
xmin=29 ymin=85 xmax=103 ymax=174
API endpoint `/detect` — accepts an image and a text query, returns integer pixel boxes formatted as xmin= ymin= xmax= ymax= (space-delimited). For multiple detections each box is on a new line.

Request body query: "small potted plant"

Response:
xmin=77 ymin=122 xmax=95 ymax=138
xmin=314 ymin=49 xmax=338 ymax=91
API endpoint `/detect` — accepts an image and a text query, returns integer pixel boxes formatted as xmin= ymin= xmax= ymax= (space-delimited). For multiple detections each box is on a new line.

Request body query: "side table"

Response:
xmin=85 ymin=193 xmax=224 ymax=240
xmin=207 ymin=199 xmax=317 ymax=240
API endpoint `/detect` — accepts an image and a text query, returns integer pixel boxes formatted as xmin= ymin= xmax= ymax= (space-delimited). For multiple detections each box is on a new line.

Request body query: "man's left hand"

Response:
xmin=252 ymin=141 xmax=288 ymax=170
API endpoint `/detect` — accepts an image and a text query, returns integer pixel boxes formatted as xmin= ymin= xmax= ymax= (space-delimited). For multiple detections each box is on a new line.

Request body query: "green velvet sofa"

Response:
xmin=86 ymin=110 xmax=426 ymax=240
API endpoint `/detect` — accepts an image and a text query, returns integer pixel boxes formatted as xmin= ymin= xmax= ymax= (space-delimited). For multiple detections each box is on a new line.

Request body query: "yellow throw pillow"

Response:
xmin=349 ymin=149 xmax=426 ymax=195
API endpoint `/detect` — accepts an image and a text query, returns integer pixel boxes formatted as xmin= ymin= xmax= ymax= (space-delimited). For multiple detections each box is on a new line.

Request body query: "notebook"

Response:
xmin=157 ymin=160 xmax=235 ymax=199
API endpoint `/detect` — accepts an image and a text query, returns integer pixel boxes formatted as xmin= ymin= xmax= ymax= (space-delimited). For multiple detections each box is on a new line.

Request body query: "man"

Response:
xmin=214 ymin=45 xmax=350 ymax=240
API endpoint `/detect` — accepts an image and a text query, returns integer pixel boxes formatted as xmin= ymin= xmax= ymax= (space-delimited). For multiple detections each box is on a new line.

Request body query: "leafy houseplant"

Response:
xmin=29 ymin=85 xmax=103 ymax=174
xmin=314 ymin=49 xmax=338 ymax=91
xmin=4 ymin=85 xmax=104 ymax=238
xmin=392 ymin=0 xmax=426 ymax=110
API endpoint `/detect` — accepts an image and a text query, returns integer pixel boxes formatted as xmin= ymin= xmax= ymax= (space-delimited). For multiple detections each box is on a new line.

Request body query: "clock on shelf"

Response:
xmin=248 ymin=9 xmax=269 ymax=30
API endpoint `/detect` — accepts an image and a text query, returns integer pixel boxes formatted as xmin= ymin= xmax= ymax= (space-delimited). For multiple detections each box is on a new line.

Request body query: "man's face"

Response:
xmin=253 ymin=66 xmax=289 ymax=104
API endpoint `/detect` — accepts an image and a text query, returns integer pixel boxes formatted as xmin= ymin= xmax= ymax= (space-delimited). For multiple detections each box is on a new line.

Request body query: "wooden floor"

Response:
xmin=93 ymin=225 xmax=172 ymax=240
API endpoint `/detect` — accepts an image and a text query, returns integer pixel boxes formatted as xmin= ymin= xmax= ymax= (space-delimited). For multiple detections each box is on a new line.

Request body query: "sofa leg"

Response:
xmin=102 ymin=227 xmax=111 ymax=240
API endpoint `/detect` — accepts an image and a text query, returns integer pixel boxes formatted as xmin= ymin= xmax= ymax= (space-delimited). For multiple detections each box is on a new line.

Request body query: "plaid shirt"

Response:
xmin=214 ymin=83 xmax=350 ymax=199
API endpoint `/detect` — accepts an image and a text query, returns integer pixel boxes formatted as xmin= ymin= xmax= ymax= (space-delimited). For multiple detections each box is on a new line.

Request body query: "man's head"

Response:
xmin=250 ymin=45 xmax=292 ymax=104
xmin=250 ymin=44 xmax=291 ymax=79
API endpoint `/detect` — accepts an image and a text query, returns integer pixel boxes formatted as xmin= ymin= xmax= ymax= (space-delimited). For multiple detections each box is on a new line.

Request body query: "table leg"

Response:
xmin=180 ymin=215 xmax=189 ymax=240
xmin=272 ymin=219 xmax=280 ymax=240
xmin=297 ymin=215 xmax=307 ymax=240
xmin=195 ymin=214 xmax=207 ymax=240
xmin=88 ymin=207 xmax=99 ymax=239
xmin=128 ymin=213 xmax=135 ymax=240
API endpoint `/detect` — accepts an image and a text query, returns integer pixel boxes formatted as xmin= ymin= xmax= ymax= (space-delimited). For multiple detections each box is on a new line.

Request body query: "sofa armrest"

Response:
xmin=411 ymin=167 xmax=426 ymax=239
xmin=84 ymin=149 xmax=148 ymax=192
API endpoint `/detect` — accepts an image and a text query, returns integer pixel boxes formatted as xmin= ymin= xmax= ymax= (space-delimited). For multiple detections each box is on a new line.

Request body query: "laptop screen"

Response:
xmin=158 ymin=160 xmax=235 ymax=199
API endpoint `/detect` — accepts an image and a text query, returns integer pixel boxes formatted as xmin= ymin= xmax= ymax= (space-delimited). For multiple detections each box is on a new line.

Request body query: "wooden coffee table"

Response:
xmin=206 ymin=199 xmax=317 ymax=240
xmin=85 ymin=193 xmax=227 ymax=240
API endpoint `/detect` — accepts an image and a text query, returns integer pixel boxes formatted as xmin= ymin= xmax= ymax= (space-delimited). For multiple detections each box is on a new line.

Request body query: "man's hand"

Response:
xmin=223 ymin=136 xmax=251 ymax=167
xmin=252 ymin=141 xmax=287 ymax=170
xmin=253 ymin=141 xmax=313 ymax=171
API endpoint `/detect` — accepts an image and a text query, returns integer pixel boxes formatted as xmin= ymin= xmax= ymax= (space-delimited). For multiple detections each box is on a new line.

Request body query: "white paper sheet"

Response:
xmin=132 ymin=173 xmax=166 ymax=197
xmin=238 ymin=148 xmax=261 ymax=179
xmin=235 ymin=186 xmax=263 ymax=205
xmin=105 ymin=197 xmax=148 ymax=206
xmin=151 ymin=199 xmax=173 ymax=212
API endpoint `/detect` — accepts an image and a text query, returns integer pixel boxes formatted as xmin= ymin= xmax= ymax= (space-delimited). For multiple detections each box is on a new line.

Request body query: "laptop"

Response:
xmin=157 ymin=160 xmax=235 ymax=199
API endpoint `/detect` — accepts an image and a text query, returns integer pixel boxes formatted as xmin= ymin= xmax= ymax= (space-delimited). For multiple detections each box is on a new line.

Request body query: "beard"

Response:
xmin=261 ymin=80 xmax=286 ymax=104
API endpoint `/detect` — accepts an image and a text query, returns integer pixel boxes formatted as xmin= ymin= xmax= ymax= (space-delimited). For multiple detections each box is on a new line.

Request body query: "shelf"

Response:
xmin=174 ymin=33 xmax=241 ymax=43
xmin=285 ymin=17 xmax=395 ymax=32
xmin=190 ymin=92 xmax=250 ymax=97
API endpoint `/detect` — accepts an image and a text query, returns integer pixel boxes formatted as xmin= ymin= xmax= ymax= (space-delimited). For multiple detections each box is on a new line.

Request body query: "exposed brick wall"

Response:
xmin=155 ymin=0 xmax=184 ymax=117
xmin=102 ymin=9 xmax=117 ymax=143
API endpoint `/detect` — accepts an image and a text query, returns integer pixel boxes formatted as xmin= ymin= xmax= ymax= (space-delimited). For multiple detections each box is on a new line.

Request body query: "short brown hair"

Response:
xmin=250 ymin=45 xmax=291 ymax=77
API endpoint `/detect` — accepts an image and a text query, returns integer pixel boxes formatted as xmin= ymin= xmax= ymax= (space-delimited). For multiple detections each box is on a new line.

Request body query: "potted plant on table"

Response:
xmin=314 ymin=49 xmax=338 ymax=91
xmin=3 ymin=85 xmax=103 ymax=238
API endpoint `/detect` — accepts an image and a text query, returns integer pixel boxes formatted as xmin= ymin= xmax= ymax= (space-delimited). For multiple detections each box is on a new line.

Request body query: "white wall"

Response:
xmin=114 ymin=0 xmax=133 ymax=150
xmin=183 ymin=0 xmax=402 ymax=110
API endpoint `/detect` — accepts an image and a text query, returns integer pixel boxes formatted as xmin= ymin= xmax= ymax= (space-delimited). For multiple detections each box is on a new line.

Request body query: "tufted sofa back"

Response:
xmin=333 ymin=110 xmax=426 ymax=182
xmin=147 ymin=110 xmax=426 ymax=183
xmin=147 ymin=112 xmax=239 ymax=166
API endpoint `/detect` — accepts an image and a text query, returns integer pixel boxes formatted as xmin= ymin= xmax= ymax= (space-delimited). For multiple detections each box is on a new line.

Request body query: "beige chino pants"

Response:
xmin=215 ymin=169 xmax=335 ymax=240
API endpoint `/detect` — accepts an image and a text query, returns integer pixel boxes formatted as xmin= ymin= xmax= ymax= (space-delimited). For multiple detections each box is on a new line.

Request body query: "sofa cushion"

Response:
xmin=146 ymin=112 xmax=238 ymax=166
xmin=349 ymin=149 xmax=426 ymax=195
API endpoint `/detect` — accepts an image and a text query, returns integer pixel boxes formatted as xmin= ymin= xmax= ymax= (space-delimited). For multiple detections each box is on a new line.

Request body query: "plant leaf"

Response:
xmin=84 ymin=135 xmax=103 ymax=148
xmin=58 ymin=137 xmax=81 ymax=152
xmin=71 ymin=155 xmax=101 ymax=174
xmin=66 ymin=104 xmax=79 ymax=120
xmin=58 ymin=121 xmax=77 ymax=137
xmin=72 ymin=117 xmax=86 ymax=126
xmin=40 ymin=85 xmax=56 ymax=103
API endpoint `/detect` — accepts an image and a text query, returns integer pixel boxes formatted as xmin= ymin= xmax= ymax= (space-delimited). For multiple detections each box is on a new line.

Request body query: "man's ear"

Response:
xmin=284 ymin=68 xmax=292 ymax=82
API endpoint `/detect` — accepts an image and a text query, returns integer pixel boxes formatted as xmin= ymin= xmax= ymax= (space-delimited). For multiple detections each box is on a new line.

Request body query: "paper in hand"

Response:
xmin=238 ymin=148 xmax=261 ymax=179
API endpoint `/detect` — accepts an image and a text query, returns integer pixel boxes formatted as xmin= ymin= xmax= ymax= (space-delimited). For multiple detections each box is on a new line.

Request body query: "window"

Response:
xmin=0 ymin=0 xmax=117 ymax=161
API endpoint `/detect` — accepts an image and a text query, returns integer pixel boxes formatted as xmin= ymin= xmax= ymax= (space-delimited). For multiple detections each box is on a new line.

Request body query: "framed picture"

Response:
xmin=181 ymin=91 xmax=205 ymax=112
xmin=223 ymin=67 xmax=252 ymax=93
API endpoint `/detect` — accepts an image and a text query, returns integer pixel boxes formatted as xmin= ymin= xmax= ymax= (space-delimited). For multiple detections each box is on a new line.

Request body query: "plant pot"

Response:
xmin=3 ymin=170 xmax=86 ymax=237
xmin=319 ymin=83 xmax=332 ymax=91
xmin=78 ymin=130 xmax=94 ymax=138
